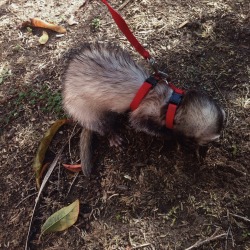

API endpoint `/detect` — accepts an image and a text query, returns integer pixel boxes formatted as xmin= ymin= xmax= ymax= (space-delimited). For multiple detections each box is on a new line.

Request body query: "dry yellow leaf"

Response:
xmin=39 ymin=31 xmax=49 ymax=45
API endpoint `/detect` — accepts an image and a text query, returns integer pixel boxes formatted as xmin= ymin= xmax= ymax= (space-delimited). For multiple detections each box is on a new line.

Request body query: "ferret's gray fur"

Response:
xmin=63 ymin=43 xmax=225 ymax=176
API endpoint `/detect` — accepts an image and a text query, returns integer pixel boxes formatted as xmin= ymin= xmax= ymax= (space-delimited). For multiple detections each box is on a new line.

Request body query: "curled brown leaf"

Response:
xmin=22 ymin=18 xmax=66 ymax=33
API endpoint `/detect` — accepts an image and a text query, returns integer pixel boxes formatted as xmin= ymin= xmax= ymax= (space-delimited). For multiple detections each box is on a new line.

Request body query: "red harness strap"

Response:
xmin=130 ymin=82 xmax=152 ymax=111
xmin=165 ymin=83 xmax=185 ymax=129
xmin=130 ymin=76 xmax=158 ymax=110
xmin=101 ymin=0 xmax=150 ymax=60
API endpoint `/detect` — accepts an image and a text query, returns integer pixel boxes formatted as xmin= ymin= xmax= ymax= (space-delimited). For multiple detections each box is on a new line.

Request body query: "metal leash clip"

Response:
xmin=147 ymin=57 xmax=158 ymax=74
xmin=147 ymin=57 xmax=169 ymax=83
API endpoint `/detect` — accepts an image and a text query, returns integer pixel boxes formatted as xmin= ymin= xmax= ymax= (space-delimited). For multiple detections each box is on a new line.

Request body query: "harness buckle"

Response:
xmin=147 ymin=57 xmax=159 ymax=75
xmin=169 ymin=91 xmax=183 ymax=105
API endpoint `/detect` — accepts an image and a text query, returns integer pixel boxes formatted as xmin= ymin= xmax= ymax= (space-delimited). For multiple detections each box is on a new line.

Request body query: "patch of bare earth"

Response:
xmin=0 ymin=0 xmax=249 ymax=249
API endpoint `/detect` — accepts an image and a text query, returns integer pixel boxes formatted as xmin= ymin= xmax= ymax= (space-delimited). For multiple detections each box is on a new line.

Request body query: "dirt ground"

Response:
xmin=0 ymin=0 xmax=250 ymax=249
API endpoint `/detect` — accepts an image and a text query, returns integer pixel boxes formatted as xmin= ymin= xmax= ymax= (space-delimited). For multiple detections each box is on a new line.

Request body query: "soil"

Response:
xmin=0 ymin=0 xmax=249 ymax=249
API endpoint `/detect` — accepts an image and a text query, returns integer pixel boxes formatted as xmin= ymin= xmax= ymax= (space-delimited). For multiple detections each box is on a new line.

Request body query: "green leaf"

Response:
xmin=41 ymin=199 xmax=80 ymax=235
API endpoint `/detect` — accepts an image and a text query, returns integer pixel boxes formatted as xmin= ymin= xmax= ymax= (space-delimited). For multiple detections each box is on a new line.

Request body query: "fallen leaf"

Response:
xmin=33 ymin=119 xmax=70 ymax=189
xmin=22 ymin=18 xmax=66 ymax=33
xmin=39 ymin=31 xmax=49 ymax=44
xmin=62 ymin=163 xmax=81 ymax=173
xmin=41 ymin=199 xmax=80 ymax=235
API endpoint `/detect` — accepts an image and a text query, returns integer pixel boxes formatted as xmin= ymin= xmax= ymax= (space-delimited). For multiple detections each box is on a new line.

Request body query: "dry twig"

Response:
xmin=15 ymin=192 xmax=37 ymax=208
xmin=118 ymin=0 xmax=133 ymax=11
xmin=185 ymin=230 xmax=227 ymax=250
xmin=230 ymin=213 xmax=250 ymax=223
xmin=225 ymin=210 xmax=235 ymax=248
xmin=132 ymin=243 xmax=152 ymax=249
xmin=66 ymin=172 xmax=80 ymax=197
xmin=225 ymin=226 xmax=235 ymax=249
xmin=25 ymin=145 xmax=65 ymax=250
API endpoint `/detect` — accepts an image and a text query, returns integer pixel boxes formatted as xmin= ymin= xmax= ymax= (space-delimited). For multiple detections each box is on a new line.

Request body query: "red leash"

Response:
xmin=101 ymin=0 xmax=150 ymax=60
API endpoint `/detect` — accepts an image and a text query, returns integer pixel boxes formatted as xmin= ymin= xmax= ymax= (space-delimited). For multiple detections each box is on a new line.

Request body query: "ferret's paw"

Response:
xmin=109 ymin=134 xmax=123 ymax=148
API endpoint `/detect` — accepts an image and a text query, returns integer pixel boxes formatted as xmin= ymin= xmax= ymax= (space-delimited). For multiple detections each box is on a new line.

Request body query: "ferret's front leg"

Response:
xmin=129 ymin=115 xmax=172 ymax=139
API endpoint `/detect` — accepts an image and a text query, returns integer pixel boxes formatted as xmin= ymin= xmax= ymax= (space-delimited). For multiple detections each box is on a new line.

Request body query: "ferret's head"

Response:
xmin=173 ymin=90 xmax=225 ymax=152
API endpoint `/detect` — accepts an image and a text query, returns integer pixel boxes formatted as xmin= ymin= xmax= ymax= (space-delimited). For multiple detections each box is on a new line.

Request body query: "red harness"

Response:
xmin=130 ymin=77 xmax=185 ymax=129
xmin=101 ymin=0 xmax=185 ymax=129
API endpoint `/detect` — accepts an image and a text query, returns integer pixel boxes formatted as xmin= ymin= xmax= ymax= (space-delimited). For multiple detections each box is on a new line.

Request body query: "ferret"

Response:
xmin=63 ymin=43 xmax=225 ymax=176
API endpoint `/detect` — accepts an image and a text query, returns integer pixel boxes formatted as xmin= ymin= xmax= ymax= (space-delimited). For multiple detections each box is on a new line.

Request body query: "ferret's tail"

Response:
xmin=80 ymin=128 xmax=93 ymax=177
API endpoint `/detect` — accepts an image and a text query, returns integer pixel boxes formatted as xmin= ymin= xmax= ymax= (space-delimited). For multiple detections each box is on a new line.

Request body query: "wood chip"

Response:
xmin=178 ymin=20 xmax=189 ymax=29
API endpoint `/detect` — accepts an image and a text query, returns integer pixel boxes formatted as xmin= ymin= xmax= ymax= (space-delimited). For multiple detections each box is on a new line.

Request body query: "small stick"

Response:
xmin=66 ymin=172 xmax=79 ymax=197
xmin=230 ymin=213 xmax=250 ymax=223
xmin=225 ymin=165 xmax=247 ymax=176
xmin=226 ymin=210 xmax=235 ymax=248
xmin=25 ymin=145 xmax=65 ymax=250
xmin=226 ymin=226 xmax=235 ymax=248
xmin=15 ymin=192 xmax=37 ymax=208
xmin=185 ymin=230 xmax=227 ymax=250
xmin=132 ymin=243 xmax=152 ymax=249
xmin=118 ymin=0 xmax=133 ymax=11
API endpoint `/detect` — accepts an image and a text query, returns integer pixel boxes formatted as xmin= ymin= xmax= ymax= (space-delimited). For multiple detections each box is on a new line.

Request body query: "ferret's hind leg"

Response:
xmin=82 ymin=110 xmax=123 ymax=146
xmin=80 ymin=111 xmax=123 ymax=176
xmin=101 ymin=111 xmax=123 ymax=148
